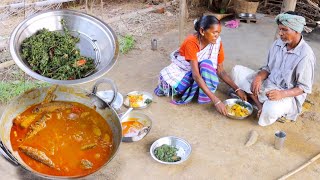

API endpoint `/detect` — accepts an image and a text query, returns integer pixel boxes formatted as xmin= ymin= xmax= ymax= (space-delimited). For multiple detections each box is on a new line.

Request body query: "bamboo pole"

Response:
xmin=274 ymin=0 xmax=297 ymax=40
xmin=278 ymin=153 xmax=320 ymax=180
xmin=179 ymin=0 xmax=187 ymax=44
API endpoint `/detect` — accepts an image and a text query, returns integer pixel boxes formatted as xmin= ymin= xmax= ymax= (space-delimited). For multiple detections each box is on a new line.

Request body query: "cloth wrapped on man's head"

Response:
xmin=275 ymin=13 xmax=306 ymax=33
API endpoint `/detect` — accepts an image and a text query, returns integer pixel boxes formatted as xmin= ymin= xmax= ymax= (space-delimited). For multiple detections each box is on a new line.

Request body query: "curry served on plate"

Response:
xmin=127 ymin=94 xmax=144 ymax=108
xmin=126 ymin=93 xmax=152 ymax=108
xmin=226 ymin=103 xmax=250 ymax=117
xmin=10 ymin=101 xmax=113 ymax=176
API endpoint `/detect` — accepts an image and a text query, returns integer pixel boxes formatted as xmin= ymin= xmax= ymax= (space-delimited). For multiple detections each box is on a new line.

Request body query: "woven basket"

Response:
xmin=233 ymin=0 xmax=259 ymax=14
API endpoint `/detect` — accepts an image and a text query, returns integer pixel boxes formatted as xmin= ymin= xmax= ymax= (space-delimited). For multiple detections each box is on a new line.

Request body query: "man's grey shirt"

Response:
xmin=261 ymin=37 xmax=316 ymax=119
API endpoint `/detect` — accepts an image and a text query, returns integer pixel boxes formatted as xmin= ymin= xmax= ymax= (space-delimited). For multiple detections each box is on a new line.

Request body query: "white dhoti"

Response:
xmin=231 ymin=65 xmax=296 ymax=126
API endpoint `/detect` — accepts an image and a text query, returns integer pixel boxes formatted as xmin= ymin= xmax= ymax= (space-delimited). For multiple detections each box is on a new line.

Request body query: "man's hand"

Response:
xmin=215 ymin=101 xmax=227 ymax=116
xmin=251 ymin=76 xmax=262 ymax=96
xmin=236 ymin=89 xmax=247 ymax=102
xmin=266 ymin=90 xmax=284 ymax=101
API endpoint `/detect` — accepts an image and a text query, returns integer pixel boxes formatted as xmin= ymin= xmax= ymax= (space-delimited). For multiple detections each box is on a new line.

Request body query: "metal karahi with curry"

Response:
xmin=0 ymin=84 xmax=122 ymax=179
xmin=10 ymin=100 xmax=113 ymax=176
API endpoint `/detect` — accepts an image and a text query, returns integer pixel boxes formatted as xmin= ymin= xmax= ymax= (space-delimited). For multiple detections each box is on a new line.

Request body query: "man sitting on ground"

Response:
xmin=231 ymin=11 xmax=316 ymax=126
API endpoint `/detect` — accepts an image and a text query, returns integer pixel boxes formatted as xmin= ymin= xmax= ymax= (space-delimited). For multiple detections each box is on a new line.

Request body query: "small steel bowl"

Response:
xmin=10 ymin=9 xmax=119 ymax=85
xmin=96 ymin=90 xmax=123 ymax=110
xmin=121 ymin=112 xmax=152 ymax=142
xmin=238 ymin=13 xmax=256 ymax=19
xmin=223 ymin=98 xmax=253 ymax=120
xmin=150 ymin=136 xmax=192 ymax=164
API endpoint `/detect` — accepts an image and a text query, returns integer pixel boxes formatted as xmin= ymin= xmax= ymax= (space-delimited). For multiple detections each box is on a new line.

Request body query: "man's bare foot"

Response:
xmin=257 ymin=109 xmax=262 ymax=118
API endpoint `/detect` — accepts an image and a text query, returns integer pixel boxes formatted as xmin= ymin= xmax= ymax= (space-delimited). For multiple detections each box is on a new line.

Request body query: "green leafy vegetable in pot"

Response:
xmin=154 ymin=144 xmax=181 ymax=162
xmin=21 ymin=19 xmax=96 ymax=80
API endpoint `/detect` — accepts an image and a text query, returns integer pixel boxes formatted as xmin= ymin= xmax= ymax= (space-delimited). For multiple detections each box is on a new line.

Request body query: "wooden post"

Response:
xmin=264 ymin=0 xmax=268 ymax=7
xmin=85 ymin=0 xmax=88 ymax=13
xmin=274 ymin=0 xmax=297 ymax=39
xmin=90 ymin=0 xmax=94 ymax=14
xmin=179 ymin=0 xmax=187 ymax=44
xmin=281 ymin=0 xmax=297 ymax=12
xmin=100 ymin=0 xmax=103 ymax=20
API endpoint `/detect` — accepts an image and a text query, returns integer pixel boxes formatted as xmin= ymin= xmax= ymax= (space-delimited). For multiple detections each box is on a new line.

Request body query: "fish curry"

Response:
xmin=10 ymin=101 xmax=113 ymax=176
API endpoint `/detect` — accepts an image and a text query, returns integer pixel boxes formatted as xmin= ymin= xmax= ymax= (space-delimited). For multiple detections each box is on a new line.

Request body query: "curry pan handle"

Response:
xmin=91 ymin=78 xmax=118 ymax=107
xmin=0 ymin=141 xmax=20 ymax=166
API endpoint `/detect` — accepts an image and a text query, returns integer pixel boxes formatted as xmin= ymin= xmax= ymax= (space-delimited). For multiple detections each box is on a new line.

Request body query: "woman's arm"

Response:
xmin=190 ymin=60 xmax=227 ymax=115
xmin=217 ymin=63 xmax=247 ymax=101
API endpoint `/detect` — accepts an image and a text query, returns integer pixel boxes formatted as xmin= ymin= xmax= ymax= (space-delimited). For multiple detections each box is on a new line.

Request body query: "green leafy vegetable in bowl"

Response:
xmin=144 ymin=98 xmax=152 ymax=105
xmin=236 ymin=101 xmax=251 ymax=109
xmin=154 ymin=144 xmax=181 ymax=162
xmin=21 ymin=19 xmax=96 ymax=80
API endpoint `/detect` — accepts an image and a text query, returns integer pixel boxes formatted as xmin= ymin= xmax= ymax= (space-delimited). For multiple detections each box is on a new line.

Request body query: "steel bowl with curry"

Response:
xmin=224 ymin=99 xmax=253 ymax=120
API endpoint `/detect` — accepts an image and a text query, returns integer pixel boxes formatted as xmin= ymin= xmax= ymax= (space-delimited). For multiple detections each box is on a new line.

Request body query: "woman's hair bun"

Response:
xmin=194 ymin=18 xmax=200 ymax=32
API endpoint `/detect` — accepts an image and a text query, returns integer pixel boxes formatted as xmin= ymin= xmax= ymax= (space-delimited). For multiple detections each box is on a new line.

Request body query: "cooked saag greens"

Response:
xmin=154 ymin=144 xmax=181 ymax=162
xmin=144 ymin=98 xmax=152 ymax=105
xmin=236 ymin=101 xmax=251 ymax=109
xmin=21 ymin=20 xmax=95 ymax=80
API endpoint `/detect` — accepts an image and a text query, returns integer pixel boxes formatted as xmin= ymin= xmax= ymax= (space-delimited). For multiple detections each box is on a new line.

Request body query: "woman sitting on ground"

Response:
xmin=154 ymin=15 xmax=247 ymax=115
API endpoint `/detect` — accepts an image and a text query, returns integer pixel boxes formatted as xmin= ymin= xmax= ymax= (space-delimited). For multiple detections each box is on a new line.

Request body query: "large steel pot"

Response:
xmin=0 ymin=78 xmax=122 ymax=179
xmin=10 ymin=9 xmax=119 ymax=85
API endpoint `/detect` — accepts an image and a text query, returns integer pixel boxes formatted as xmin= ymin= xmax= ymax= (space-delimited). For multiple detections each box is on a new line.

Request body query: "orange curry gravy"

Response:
xmin=121 ymin=118 xmax=144 ymax=137
xmin=10 ymin=101 xmax=113 ymax=177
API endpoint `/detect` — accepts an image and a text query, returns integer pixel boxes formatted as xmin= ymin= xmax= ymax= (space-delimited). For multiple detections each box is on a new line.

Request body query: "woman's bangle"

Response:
xmin=214 ymin=100 xmax=221 ymax=106
xmin=234 ymin=88 xmax=241 ymax=93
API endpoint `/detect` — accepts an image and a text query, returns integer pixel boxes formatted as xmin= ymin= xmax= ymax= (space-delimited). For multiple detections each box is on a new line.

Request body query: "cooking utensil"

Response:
xmin=0 ymin=79 xmax=122 ymax=178
xmin=123 ymin=91 xmax=153 ymax=109
xmin=96 ymin=90 xmax=123 ymax=110
xmin=238 ymin=13 xmax=256 ymax=19
xmin=223 ymin=98 xmax=253 ymax=120
xmin=119 ymin=108 xmax=133 ymax=119
xmin=151 ymin=38 xmax=157 ymax=50
xmin=88 ymin=78 xmax=117 ymax=110
xmin=274 ymin=131 xmax=286 ymax=150
xmin=10 ymin=9 xmax=119 ymax=85
xmin=150 ymin=136 xmax=192 ymax=165
xmin=121 ymin=111 xmax=152 ymax=142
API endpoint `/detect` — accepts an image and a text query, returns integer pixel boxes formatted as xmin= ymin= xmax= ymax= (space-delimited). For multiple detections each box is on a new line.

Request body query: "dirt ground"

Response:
xmin=1 ymin=2 xmax=320 ymax=180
